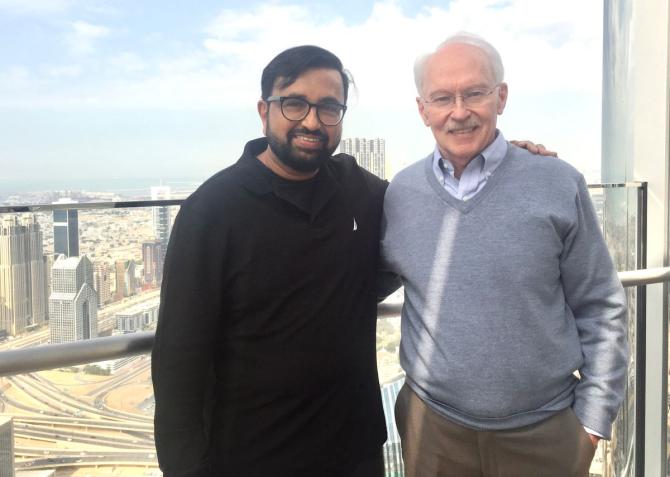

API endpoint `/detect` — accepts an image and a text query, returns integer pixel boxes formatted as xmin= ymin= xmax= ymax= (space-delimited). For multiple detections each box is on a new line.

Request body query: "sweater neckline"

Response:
xmin=424 ymin=142 xmax=512 ymax=214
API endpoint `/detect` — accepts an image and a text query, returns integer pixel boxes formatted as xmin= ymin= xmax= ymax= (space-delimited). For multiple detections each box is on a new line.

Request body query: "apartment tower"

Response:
xmin=0 ymin=216 xmax=48 ymax=336
xmin=52 ymin=199 xmax=79 ymax=258
xmin=49 ymin=255 xmax=98 ymax=343
xmin=340 ymin=137 xmax=386 ymax=179
xmin=151 ymin=186 xmax=172 ymax=267
xmin=142 ymin=240 xmax=163 ymax=286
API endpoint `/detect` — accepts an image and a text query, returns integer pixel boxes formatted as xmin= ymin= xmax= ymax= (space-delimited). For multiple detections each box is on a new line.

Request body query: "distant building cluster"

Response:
xmin=0 ymin=185 xmax=175 ymax=341
xmin=340 ymin=137 xmax=386 ymax=179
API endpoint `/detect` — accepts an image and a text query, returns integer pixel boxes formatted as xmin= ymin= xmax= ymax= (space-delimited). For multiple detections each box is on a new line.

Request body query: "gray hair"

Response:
xmin=414 ymin=32 xmax=505 ymax=95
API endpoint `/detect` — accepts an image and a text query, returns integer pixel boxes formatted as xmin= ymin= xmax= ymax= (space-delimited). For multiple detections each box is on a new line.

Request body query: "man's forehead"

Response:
xmin=272 ymin=68 xmax=344 ymax=98
xmin=424 ymin=45 xmax=494 ymax=86
xmin=430 ymin=44 xmax=489 ymax=70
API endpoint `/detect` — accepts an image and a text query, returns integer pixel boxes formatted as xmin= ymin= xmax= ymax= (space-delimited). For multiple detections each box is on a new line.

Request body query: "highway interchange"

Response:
xmin=0 ymin=290 xmax=161 ymax=475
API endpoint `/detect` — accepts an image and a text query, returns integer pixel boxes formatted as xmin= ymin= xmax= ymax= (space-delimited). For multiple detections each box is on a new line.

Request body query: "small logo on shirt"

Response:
xmin=353 ymin=217 xmax=358 ymax=231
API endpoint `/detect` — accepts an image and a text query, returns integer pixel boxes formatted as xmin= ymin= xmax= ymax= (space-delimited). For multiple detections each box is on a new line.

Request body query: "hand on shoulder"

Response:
xmin=510 ymin=140 xmax=558 ymax=157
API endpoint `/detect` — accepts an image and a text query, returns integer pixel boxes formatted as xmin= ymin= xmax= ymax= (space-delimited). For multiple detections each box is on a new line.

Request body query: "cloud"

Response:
xmin=43 ymin=65 xmax=82 ymax=78
xmin=0 ymin=1 xmax=603 ymax=111
xmin=110 ymin=52 xmax=146 ymax=74
xmin=0 ymin=0 xmax=73 ymax=14
xmin=65 ymin=20 xmax=110 ymax=56
xmin=0 ymin=0 xmax=605 ymax=183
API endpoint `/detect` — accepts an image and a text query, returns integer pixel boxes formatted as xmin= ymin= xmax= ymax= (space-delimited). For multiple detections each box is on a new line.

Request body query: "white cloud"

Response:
xmin=43 ymin=64 xmax=82 ymax=78
xmin=110 ymin=52 xmax=146 ymax=74
xmin=0 ymin=0 xmax=73 ymax=14
xmin=3 ymin=1 xmax=602 ymax=108
xmin=0 ymin=0 xmax=604 ymax=176
xmin=65 ymin=20 xmax=110 ymax=56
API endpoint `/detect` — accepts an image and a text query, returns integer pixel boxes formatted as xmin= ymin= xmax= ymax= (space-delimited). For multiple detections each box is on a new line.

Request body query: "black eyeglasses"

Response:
xmin=266 ymin=96 xmax=347 ymax=126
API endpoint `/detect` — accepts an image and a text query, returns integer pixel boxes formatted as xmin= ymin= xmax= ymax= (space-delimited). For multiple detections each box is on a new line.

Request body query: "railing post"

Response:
xmin=635 ymin=182 xmax=647 ymax=476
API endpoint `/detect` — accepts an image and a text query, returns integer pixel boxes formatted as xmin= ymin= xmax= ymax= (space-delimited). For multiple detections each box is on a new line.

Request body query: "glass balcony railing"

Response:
xmin=0 ymin=183 xmax=653 ymax=476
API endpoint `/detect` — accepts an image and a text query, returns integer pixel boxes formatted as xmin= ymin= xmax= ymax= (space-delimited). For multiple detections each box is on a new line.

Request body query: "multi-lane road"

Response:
xmin=0 ymin=289 xmax=161 ymax=474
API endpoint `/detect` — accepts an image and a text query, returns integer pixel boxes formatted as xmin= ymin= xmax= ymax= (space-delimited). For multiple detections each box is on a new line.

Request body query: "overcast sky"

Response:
xmin=0 ymin=0 xmax=604 ymax=189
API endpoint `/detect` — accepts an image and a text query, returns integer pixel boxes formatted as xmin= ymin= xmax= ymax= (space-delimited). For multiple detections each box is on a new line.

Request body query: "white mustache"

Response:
xmin=446 ymin=121 xmax=479 ymax=133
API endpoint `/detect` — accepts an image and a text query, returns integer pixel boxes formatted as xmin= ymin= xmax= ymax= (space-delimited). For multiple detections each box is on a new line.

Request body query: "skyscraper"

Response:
xmin=49 ymin=255 xmax=98 ymax=344
xmin=151 ymin=186 xmax=172 ymax=267
xmin=93 ymin=261 xmax=112 ymax=307
xmin=115 ymin=260 xmax=136 ymax=299
xmin=0 ymin=216 xmax=48 ymax=336
xmin=0 ymin=416 xmax=15 ymax=477
xmin=142 ymin=240 xmax=163 ymax=286
xmin=340 ymin=137 xmax=386 ymax=179
xmin=53 ymin=199 xmax=79 ymax=258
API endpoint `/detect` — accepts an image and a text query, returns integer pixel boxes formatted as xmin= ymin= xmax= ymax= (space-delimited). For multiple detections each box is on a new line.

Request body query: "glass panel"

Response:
xmin=594 ymin=184 xmax=642 ymax=477
xmin=0 ymin=207 xmax=166 ymax=474
xmin=378 ymin=290 xmax=404 ymax=476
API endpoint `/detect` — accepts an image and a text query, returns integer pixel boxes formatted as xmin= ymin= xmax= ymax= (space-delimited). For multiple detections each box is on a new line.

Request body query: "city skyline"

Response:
xmin=1 ymin=0 xmax=604 ymax=190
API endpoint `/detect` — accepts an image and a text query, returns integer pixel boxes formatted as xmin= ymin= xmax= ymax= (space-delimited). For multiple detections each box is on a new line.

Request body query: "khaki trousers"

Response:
xmin=395 ymin=384 xmax=597 ymax=477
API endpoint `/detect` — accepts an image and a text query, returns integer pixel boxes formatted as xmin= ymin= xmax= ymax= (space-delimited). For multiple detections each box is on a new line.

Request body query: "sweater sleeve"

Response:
xmin=559 ymin=176 xmax=628 ymax=439
xmin=151 ymin=202 xmax=226 ymax=476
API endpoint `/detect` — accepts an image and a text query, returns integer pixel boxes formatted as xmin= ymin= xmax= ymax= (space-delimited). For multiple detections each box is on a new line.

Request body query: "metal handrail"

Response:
xmin=0 ymin=332 xmax=154 ymax=377
xmin=618 ymin=267 xmax=670 ymax=286
xmin=0 ymin=199 xmax=183 ymax=214
xmin=0 ymin=267 xmax=666 ymax=378
xmin=0 ymin=181 xmax=644 ymax=214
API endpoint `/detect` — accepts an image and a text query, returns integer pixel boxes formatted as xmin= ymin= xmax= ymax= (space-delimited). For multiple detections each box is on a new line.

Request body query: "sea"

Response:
xmin=0 ymin=177 xmax=203 ymax=202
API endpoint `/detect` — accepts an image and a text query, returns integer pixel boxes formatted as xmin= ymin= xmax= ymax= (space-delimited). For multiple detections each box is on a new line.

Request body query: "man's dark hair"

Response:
xmin=261 ymin=45 xmax=350 ymax=102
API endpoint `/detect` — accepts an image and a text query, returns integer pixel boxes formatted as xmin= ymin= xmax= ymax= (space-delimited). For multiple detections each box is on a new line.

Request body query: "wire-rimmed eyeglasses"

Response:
xmin=266 ymin=96 xmax=347 ymax=126
xmin=421 ymin=85 xmax=500 ymax=110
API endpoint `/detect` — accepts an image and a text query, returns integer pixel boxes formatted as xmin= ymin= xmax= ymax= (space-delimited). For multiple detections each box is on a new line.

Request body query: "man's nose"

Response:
xmin=301 ymin=105 xmax=321 ymax=129
xmin=450 ymin=98 xmax=470 ymax=120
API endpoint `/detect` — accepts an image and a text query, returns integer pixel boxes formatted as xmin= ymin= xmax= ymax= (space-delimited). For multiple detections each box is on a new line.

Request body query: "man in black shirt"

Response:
xmin=152 ymin=45 xmax=389 ymax=477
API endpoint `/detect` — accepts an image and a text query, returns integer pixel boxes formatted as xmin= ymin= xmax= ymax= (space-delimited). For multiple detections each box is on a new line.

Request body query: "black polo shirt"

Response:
xmin=152 ymin=138 xmax=388 ymax=477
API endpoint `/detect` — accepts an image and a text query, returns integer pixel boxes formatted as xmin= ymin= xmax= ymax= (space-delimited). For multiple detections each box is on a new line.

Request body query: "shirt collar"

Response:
xmin=236 ymin=137 xmax=276 ymax=195
xmin=236 ymin=137 xmax=340 ymax=221
xmin=433 ymin=129 xmax=508 ymax=177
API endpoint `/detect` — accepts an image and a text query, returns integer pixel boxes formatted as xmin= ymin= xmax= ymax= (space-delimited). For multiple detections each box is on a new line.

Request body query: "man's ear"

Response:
xmin=258 ymin=99 xmax=268 ymax=135
xmin=497 ymin=83 xmax=508 ymax=115
xmin=416 ymin=97 xmax=430 ymax=127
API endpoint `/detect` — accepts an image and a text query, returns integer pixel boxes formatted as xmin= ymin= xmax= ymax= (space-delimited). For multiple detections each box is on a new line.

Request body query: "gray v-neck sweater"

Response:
xmin=381 ymin=143 xmax=627 ymax=438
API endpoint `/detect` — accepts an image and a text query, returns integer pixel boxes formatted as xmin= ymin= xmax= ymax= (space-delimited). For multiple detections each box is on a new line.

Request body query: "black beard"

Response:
xmin=266 ymin=124 xmax=336 ymax=173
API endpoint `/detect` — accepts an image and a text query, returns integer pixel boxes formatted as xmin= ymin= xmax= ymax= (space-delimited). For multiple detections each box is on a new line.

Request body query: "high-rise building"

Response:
xmin=93 ymin=261 xmax=112 ymax=307
xmin=340 ymin=137 xmax=386 ymax=179
xmin=0 ymin=216 xmax=48 ymax=336
xmin=52 ymin=199 xmax=79 ymax=258
xmin=151 ymin=186 xmax=172 ymax=266
xmin=115 ymin=298 xmax=159 ymax=333
xmin=49 ymin=255 xmax=98 ymax=344
xmin=115 ymin=260 xmax=136 ymax=299
xmin=0 ymin=416 xmax=15 ymax=477
xmin=142 ymin=240 xmax=163 ymax=287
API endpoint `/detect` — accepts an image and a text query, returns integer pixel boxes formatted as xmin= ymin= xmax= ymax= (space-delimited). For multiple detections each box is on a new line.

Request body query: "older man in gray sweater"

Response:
xmin=380 ymin=33 xmax=628 ymax=477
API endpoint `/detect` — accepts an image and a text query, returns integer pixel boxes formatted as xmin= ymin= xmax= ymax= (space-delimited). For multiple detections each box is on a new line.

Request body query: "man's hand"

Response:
xmin=510 ymin=140 xmax=558 ymax=157
xmin=588 ymin=433 xmax=600 ymax=448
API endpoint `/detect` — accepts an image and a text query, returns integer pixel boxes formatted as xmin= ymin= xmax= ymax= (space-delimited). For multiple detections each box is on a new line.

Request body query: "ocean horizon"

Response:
xmin=0 ymin=177 xmax=203 ymax=199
